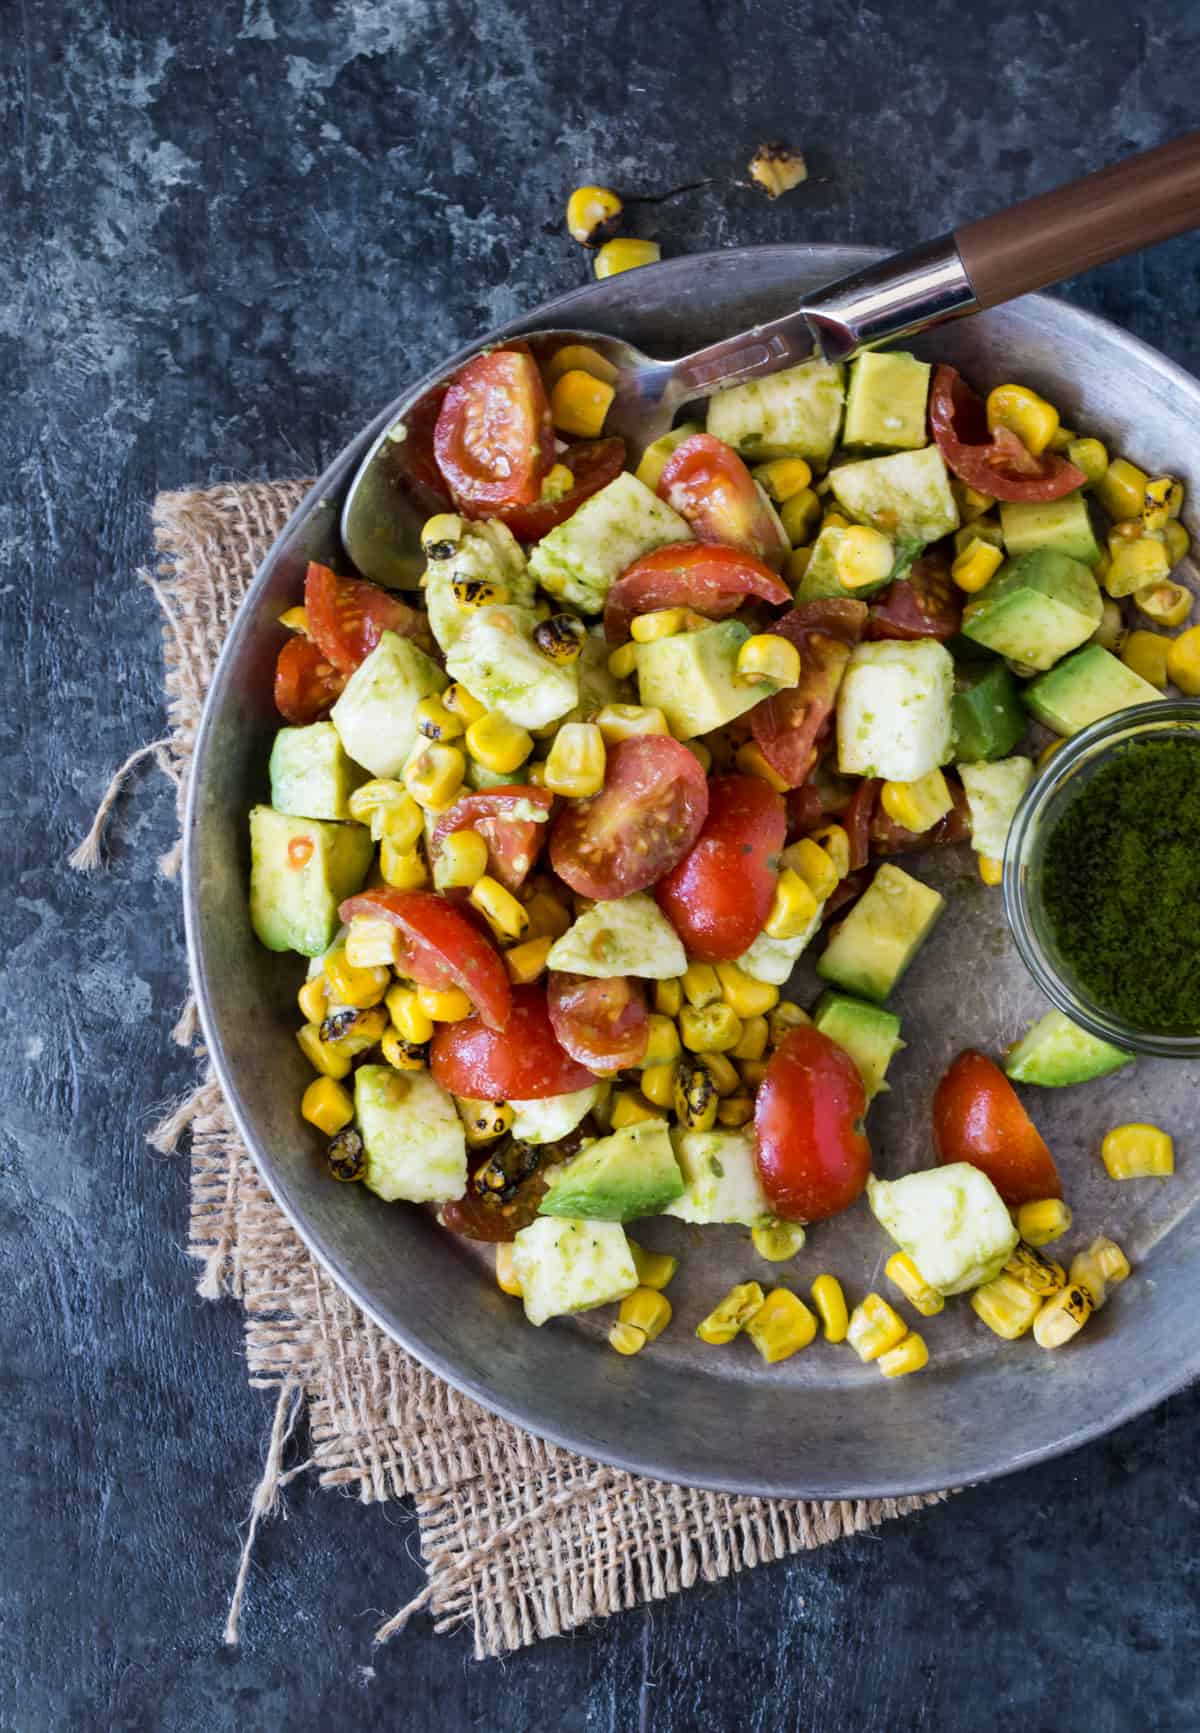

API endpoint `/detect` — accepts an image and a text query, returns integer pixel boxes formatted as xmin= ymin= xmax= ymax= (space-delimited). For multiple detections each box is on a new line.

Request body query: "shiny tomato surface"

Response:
xmin=933 ymin=1049 xmax=1063 ymax=1205
xmin=433 ymin=349 xmax=555 ymax=514
xmin=549 ymin=736 xmax=709 ymax=901
xmin=657 ymin=433 xmax=789 ymax=569
xmin=430 ymin=984 xmax=597 ymax=1098
xmin=339 ymin=888 xmax=511 ymax=1031
xmin=656 ymin=774 xmax=785 ymax=961
xmin=602 ymin=542 xmax=790 ymax=642
xmin=304 ymin=561 xmax=437 ymax=672
xmin=865 ymin=551 xmax=962 ymax=643
xmin=431 ymin=786 xmax=554 ymax=892
xmin=749 ymin=600 xmax=866 ymax=787
xmin=929 ymin=364 xmax=1085 ymax=502
xmin=547 ymin=971 xmax=649 ymax=1070
xmin=273 ymin=635 xmax=346 ymax=723
xmin=754 ymin=1026 xmax=871 ymax=1221
xmin=497 ymin=438 xmax=625 ymax=541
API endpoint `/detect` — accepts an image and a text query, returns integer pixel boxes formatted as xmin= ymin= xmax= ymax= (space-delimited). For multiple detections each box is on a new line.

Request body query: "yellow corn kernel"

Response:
xmin=421 ymin=512 xmax=464 ymax=558
xmin=642 ymin=1013 xmax=681 ymax=1067
xmin=884 ymin=1252 xmax=945 ymax=1318
xmin=550 ymin=369 xmax=615 ymax=440
xmin=594 ymin=703 xmax=669 ymax=744
xmin=403 ymin=742 xmax=466 ymax=811
xmin=631 ymin=608 xmax=687 ymax=643
xmin=608 ymin=1321 xmax=646 ymax=1355
xmin=681 ymin=962 xmax=722 ymax=1008
xmin=463 ymin=1099 xmax=516 ymax=1150
xmin=324 ymin=947 xmax=390 ymax=1010
xmin=715 ymin=963 xmax=779 ymax=1020
xmin=822 ymin=510 xmax=851 ymax=532
xmin=442 ymin=682 xmax=487 ymax=726
xmin=593 ymin=237 xmax=661 ymax=279
xmin=1091 ymin=597 xmax=1126 ymax=655
xmin=753 ymin=458 xmax=813 ymax=503
xmin=627 ymin=1240 xmax=678 ymax=1291
xmin=543 ymin=341 xmax=619 ymax=387
xmin=1135 ymin=579 xmax=1192 ymax=627
xmin=880 ymin=769 xmax=954 ymax=835
xmin=834 ymin=524 xmax=895 ymax=591
xmin=699 ymin=1051 xmax=740 ymax=1097
xmin=606 ymin=641 xmax=638 ymax=680
xmin=810 ymin=1273 xmax=849 ymax=1343
xmin=1003 ymin=1244 xmax=1066 ymax=1298
xmin=780 ymin=488 xmax=822 ymax=546
xmin=739 ymin=1058 xmax=769 ymax=1091
xmin=1104 ymin=536 xmax=1171 ymax=598
xmin=783 ymin=836 xmax=841 ymax=902
xmin=504 ymin=933 xmax=552 ymax=985
xmin=1164 ymin=520 xmax=1190 ymax=567
xmin=877 ymin=1333 xmax=929 ymax=1379
xmin=296 ymin=1022 xmax=353 ymax=1080
xmin=958 ymin=481 xmax=998 ymax=520
xmin=767 ymin=1000 xmax=811 ymax=1047
xmin=640 ymin=1062 xmax=678 ymax=1109
xmin=415 ymin=695 xmax=465 ymax=742
xmin=1101 ymin=1122 xmax=1174 ymax=1179
xmin=1120 ymin=629 xmax=1170 ymax=689
xmin=469 ymin=874 xmax=529 ymax=943
xmin=978 ymin=855 xmax=1004 ymax=887
xmin=383 ymin=985 xmax=435 ymax=1045
xmin=655 ymin=977 xmax=684 ymax=1017
xmin=345 ymin=917 xmax=404 ymax=970
xmin=538 ymin=464 xmax=576 ymax=505
xmin=297 ymin=975 xmax=328 ymax=1024
xmin=684 ymin=739 xmax=713 ymax=774
xmin=1016 ymin=1198 xmax=1073 ymax=1247
xmin=846 ymin=1293 xmax=907 ymax=1362
xmin=1067 ymin=1246 xmax=1110 ymax=1311
xmin=543 ymin=722 xmax=606 ymax=798
xmin=734 ymin=741 xmax=790 ymax=793
xmin=751 ymin=1220 xmax=807 ymax=1261
xmin=716 ymin=1094 xmax=753 ymax=1127
xmin=379 ymin=841 xmax=429 ymax=889
xmin=1143 ymin=475 xmax=1184 ymax=534
xmin=785 ymin=546 xmax=813 ymax=584
xmin=301 ymin=1076 xmax=355 ymax=1136
xmin=696 ymin=1281 xmax=766 ymax=1345
xmin=465 ymin=713 xmax=533 ymax=776
xmin=436 ymin=829 xmax=490 ymax=890
xmin=1110 ymin=517 xmax=1144 ymax=542
xmin=951 ymin=537 xmax=1005 ymax=594
xmin=737 ymin=634 xmax=802 ymax=687
xmin=1032 ymin=1284 xmax=1094 ymax=1349
xmin=1050 ymin=424 xmax=1077 ymax=451
xmin=1089 ymin=1235 xmax=1131 ymax=1286
xmin=969 ymin=1273 xmax=1041 ymax=1340
xmin=278 ymin=604 xmax=310 ymax=634
xmin=523 ymin=886 xmax=572 ymax=941
xmin=1167 ymin=625 xmax=1200 ymax=694
xmin=610 ymin=1090 xmax=665 ymax=1129
xmin=1062 ymin=435 xmax=1108 ymax=486
xmin=761 ymin=867 xmax=819 ymax=942
xmin=954 ymin=517 xmax=1004 ymax=558
xmin=744 ymin=1287 xmax=818 ymax=1363
xmin=679 ymin=1002 xmax=743 ymax=1054
xmin=413 ymin=985 xmax=471 ymax=1025
xmin=732 ymin=1014 xmax=769 ymax=1062
xmin=450 ymin=571 xmax=510 ymax=608
xmin=986 ymin=383 xmax=1059 ymax=457
xmin=619 ymin=1286 xmax=672 ymax=1342
xmin=673 ymin=1055 xmax=719 ymax=1131
xmin=495 ymin=1243 xmax=523 ymax=1297
xmin=809 ymin=823 xmax=851 ymax=880
xmin=1097 ymin=456 xmax=1149 ymax=522
xmin=381 ymin=1026 xmax=428 ymax=1069
xmin=349 ymin=780 xmax=424 ymax=847
xmin=747 ymin=143 xmax=809 ymax=198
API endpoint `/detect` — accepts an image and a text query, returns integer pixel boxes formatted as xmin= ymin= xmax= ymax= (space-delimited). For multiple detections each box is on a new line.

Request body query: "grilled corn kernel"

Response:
xmin=1016 ymin=1198 xmax=1073 ymax=1246
xmin=809 ymin=823 xmax=851 ymax=880
xmin=780 ymin=487 xmax=822 ymax=546
xmin=523 ymin=886 xmax=572 ymax=941
xmin=1167 ymin=626 xmax=1200 ymax=695
xmin=421 ymin=512 xmax=464 ymax=559
xmin=326 ymin=1126 xmax=366 ymax=1182
xmin=699 ymin=1051 xmax=740 ymax=1096
xmin=643 ymin=1013 xmax=682 ymax=1067
xmin=531 ymin=613 xmax=587 ymax=667
xmin=416 ymin=985 xmax=473 ymax=1024
xmin=551 ymin=369 xmax=615 ymax=440
xmin=739 ymin=1058 xmax=769 ymax=1090
xmin=594 ymin=703 xmax=669 ymax=744
xmin=835 ymin=524 xmax=895 ymax=590
xmin=880 ymin=769 xmax=954 ymax=835
xmin=878 ymin=1333 xmax=929 ymax=1378
xmin=469 ymin=874 xmax=529 ymax=943
xmin=767 ymin=1000 xmax=810 ymax=1047
xmin=1097 ymin=457 xmax=1149 ymax=522
xmin=715 ymin=963 xmax=779 ymax=1020
xmin=810 ymin=1273 xmax=849 ymax=1343
xmin=655 ymin=977 xmax=684 ymax=1017
xmin=1135 ymin=579 xmax=1192 ymax=627
xmin=443 ymin=682 xmax=487 ymax=725
xmin=543 ymin=722 xmax=606 ymax=798
xmin=627 ymin=1240 xmax=678 ymax=1291
xmin=415 ymin=695 xmax=465 ymax=742
xmin=1101 ymin=1122 xmax=1174 ymax=1179
xmin=1120 ymin=629 xmax=1170 ymax=689
xmin=884 ymin=1252 xmax=944 ymax=1317
xmin=504 ymin=933 xmax=552 ymax=985
xmin=751 ymin=1221 xmax=807 ymax=1262
xmin=318 ymin=1004 xmax=388 ymax=1054
xmin=763 ymin=868 xmax=820 ymax=940
xmin=1063 ymin=435 xmax=1108 ymax=486
xmin=1143 ymin=474 xmax=1184 ymax=533
xmin=951 ymin=537 xmax=1005 ymax=594
xmin=734 ymin=741 xmax=790 ymax=793
xmin=785 ymin=546 xmax=813 ymax=584
xmin=619 ymin=1286 xmax=673 ymax=1342
xmin=696 ymin=1282 xmax=766 ymax=1344
xmin=436 ymin=829 xmax=490 ymax=890
xmin=846 ymin=1293 xmax=908 ymax=1362
xmin=1104 ymin=535 xmax=1171 ymax=598
xmin=640 ymin=1062 xmax=678 ymax=1109
xmin=969 ymin=1273 xmax=1041 ymax=1339
xmin=978 ymin=855 xmax=1004 ymax=887
xmin=674 ymin=1055 xmax=719 ymax=1130
xmin=1087 ymin=1235 xmax=1131 ymax=1285
xmin=278 ymin=604 xmax=309 ymax=634
xmin=610 ymin=1090 xmax=665 ymax=1129
xmin=631 ymin=607 xmax=688 ymax=643
xmin=1067 ymin=1247 xmax=1111 ymax=1310
xmin=783 ymin=836 xmax=840 ymax=902
xmin=543 ymin=341 xmax=619 ymax=387
xmin=608 ymin=1320 xmax=647 ymax=1355
xmin=745 ymin=1288 xmax=818 ymax=1363
xmin=680 ymin=1002 xmax=743 ymax=1054
xmin=1164 ymin=520 xmax=1190 ymax=566
xmin=465 ymin=713 xmax=533 ymax=776
xmin=404 ymin=742 xmax=466 ymax=811
xmin=986 ymin=383 xmax=1060 ymax=456
xmin=297 ymin=975 xmax=328 ymax=1024
xmin=716 ymin=1094 xmax=754 ymax=1127
xmin=296 ymin=1022 xmax=353 ymax=1080
xmin=606 ymin=641 xmax=638 ymax=680
xmin=301 ymin=1076 xmax=354 ymax=1136
xmin=955 ymin=516 xmax=1004 ymax=556
xmin=344 ymin=917 xmax=403 ymax=970
xmin=380 ymin=1026 xmax=428 ymax=1070
xmin=732 ymin=1014 xmax=769 ymax=1062
xmin=349 ymin=780 xmax=424 ymax=847
xmin=737 ymin=634 xmax=802 ymax=687
xmin=1032 ymin=1283 xmax=1094 ymax=1348
xmin=379 ymin=841 xmax=429 ymax=889
xmin=1091 ymin=597 xmax=1126 ymax=654
xmin=593 ymin=237 xmax=661 ymax=279
xmin=324 ymin=947 xmax=390 ymax=1010
xmin=682 ymin=962 xmax=722 ymax=1008
xmin=1003 ymin=1244 xmax=1066 ymax=1297
xmin=747 ymin=143 xmax=808 ymax=198
xmin=458 ymin=1098 xmax=514 ymax=1148
xmin=451 ymin=572 xmax=509 ymax=608
xmin=495 ymin=1243 xmax=523 ymax=1296
xmin=753 ymin=458 xmax=813 ymax=503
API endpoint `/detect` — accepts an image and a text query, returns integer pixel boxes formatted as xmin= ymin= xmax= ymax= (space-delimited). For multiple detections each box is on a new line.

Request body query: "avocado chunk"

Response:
xmin=868 ymin=1164 xmax=1018 ymax=1296
xmin=330 ymin=630 xmax=447 ymax=778
xmin=663 ymin=1127 xmax=775 ymax=1226
xmin=959 ymin=757 xmax=1033 ymax=859
xmin=960 ymin=549 xmax=1102 ymax=671
xmin=999 ymin=493 xmax=1100 ymax=567
xmin=952 ymin=663 xmax=1027 ymax=762
xmin=817 ymin=863 xmax=945 ymax=1003
xmin=528 ymin=472 xmax=691 ymax=614
xmin=794 ymin=523 xmax=893 ymax=603
xmin=836 ymin=639 xmax=955 ymax=782
xmin=540 ymin=1120 xmax=684 ymax=1222
xmin=636 ymin=619 xmax=778 ymax=740
xmin=1004 ymin=1009 xmax=1134 ymax=1087
xmin=705 ymin=357 xmax=845 ymax=463
xmin=546 ymin=893 xmax=687 ymax=980
xmin=812 ymin=991 xmax=904 ymax=1098
xmin=354 ymin=1065 xmax=468 ymax=1204
xmin=446 ymin=603 xmax=579 ymax=730
xmin=269 ymin=722 xmax=366 ymax=822
xmin=842 ymin=351 xmax=931 ymax=451
xmin=829 ymin=445 xmax=959 ymax=546
xmin=1023 ymin=644 xmax=1163 ymax=736
xmin=249 ymin=804 xmax=373 ymax=957
xmin=511 ymin=1217 xmax=639 ymax=1326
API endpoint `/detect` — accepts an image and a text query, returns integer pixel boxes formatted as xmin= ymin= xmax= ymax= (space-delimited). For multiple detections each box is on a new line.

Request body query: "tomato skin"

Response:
xmin=871 ymin=778 xmax=971 ymax=856
xmin=431 ymin=786 xmax=554 ymax=893
xmin=496 ymin=438 xmax=626 ymax=542
xmin=929 ymin=364 xmax=1086 ymax=502
xmin=430 ymin=984 xmax=598 ymax=1099
xmin=339 ymin=889 xmax=512 ymax=1031
xmin=656 ymin=775 xmax=786 ymax=962
xmin=549 ymin=736 xmax=709 ymax=901
xmin=304 ymin=562 xmax=437 ymax=672
xmin=749 ymin=601 xmax=866 ymax=787
xmin=842 ymin=777 xmax=880 ymax=871
xmin=754 ymin=1026 xmax=871 ymax=1222
xmin=657 ymin=433 xmax=790 ymax=570
xmin=433 ymin=349 xmax=555 ymax=514
xmin=603 ymin=543 xmax=791 ymax=643
xmin=547 ymin=971 xmax=649 ymax=1070
xmin=274 ymin=635 xmax=346 ymax=723
xmin=932 ymin=1049 xmax=1062 ymax=1205
xmin=865 ymin=551 xmax=962 ymax=644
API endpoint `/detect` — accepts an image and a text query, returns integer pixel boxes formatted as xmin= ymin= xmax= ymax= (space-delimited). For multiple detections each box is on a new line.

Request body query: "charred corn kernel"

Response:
xmin=767 ymin=1000 xmax=810 ymax=1047
xmin=763 ymin=868 xmax=820 ymax=942
xmin=319 ymin=1003 xmax=387 ymax=1055
xmin=551 ymin=369 xmax=615 ymax=440
xmin=745 ymin=1288 xmax=818 ymax=1362
xmin=1092 ymin=597 xmax=1126 ymax=654
xmin=877 ymin=1332 xmax=929 ymax=1378
xmin=1105 ymin=536 xmax=1170 ymax=597
xmin=739 ymin=1058 xmax=769 ymax=1090
xmin=732 ymin=1014 xmax=769 ymax=1062
xmin=682 ymin=962 xmax=722 ymax=1008
xmin=324 ymin=947 xmax=389 ymax=1010
xmin=986 ymin=383 xmax=1060 ymax=456
xmin=784 ymin=836 xmax=840 ymax=902
xmin=610 ymin=1090 xmax=665 ymax=1129
xmin=674 ymin=1055 xmax=719 ymax=1131
xmin=1003 ymin=1244 xmax=1066 ymax=1297
xmin=594 ymin=237 xmax=661 ymax=279
xmin=1143 ymin=475 xmax=1184 ymax=533
xmin=349 ymin=780 xmax=424 ymax=846
xmin=465 ymin=713 xmax=532 ymax=776
xmin=785 ymin=546 xmax=813 ymax=584
xmin=1016 ymin=1198 xmax=1073 ymax=1246
xmin=955 ymin=517 xmax=1004 ymax=557
xmin=297 ymin=975 xmax=328 ymax=1024
xmin=716 ymin=1094 xmax=754 ymax=1127
xmin=655 ymin=978 xmax=684 ymax=1017
xmin=543 ymin=341 xmax=619 ymax=386
xmin=1164 ymin=520 xmax=1190 ymax=566
xmin=640 ymin=1062 xmax=678 ymax=1109
xmin=543 ymin=722 xmax=606 ymax=798
xmin=443 ymin=682 xmax=487 ymax=725
xmin=969 ymin=1273 xmax=1041 ymax=1339
xmin=415 ymin=695 xmax=464 ymax=742
xmin=594 ymin=703 xmax=669 ymax=744
xmin=643 ymin=1013 xmax=682 ymax=1066
xmin=1101 ymin=1122 xmax=1174 ymax=1179
xmin=469 ymin=874 xmax=529 ymax=942
xmin=810 ymin=1274 xmax=849 ymax=1343
xmin=1032 ymin=1284 xmax=1093 ymax=1349
xmin=1089 ymin=1235 xmax=1131 ymax=1285
xmin=326 ymin=1127 xmax=366 ymax=1182
xmin=697 ymin=1281 xmax=766 ymax=1344
xmin=737 ymin=634 xmax=802 ymax=688
xmin=379 ymin=841 xmax=429 ymax=889
xmin=413 ymin=985 xmax=471 ymax=1025
xmin=523 ymin=886 xmax=572 ymax=941
xmin=631 ymin=608 xmax=687 ymax=643
xmin=715 ymin=962 xmax=779 ymax=1019
xmin=421 ymin=513 xmax=464 ymax=559
xmin=1167 ymin=626 xmax=1200 ymax=694
xmin=539 ymin=464 xmax=575 ymax=504
xmin=436 ymin=829 xmax=490 ymax=890
xmin=451 ymin=572 xmax=509 ymax=608
xmin=978 ymin=855 xmax=1004 ymax=887
xmin=952 ymin=537 xmax=1005 ymax=594
xmin=959 ymin=482 xmax=997 ymax=519
xmin=699 ymin=1051 xmax=740 ymax=1096
xmin=680 ymin=1002 xmax=743 ymax=1054
xmin=344 ymin=917 xmax=403 ymax=970
xmin=880 ymin=769 xmax=954 ymax=835
xmin=504 ymin=933 xmax=552 ymax=984
xmin=495 ymin=1244 xmax=522 ymax=1296
xmin=810 ymin=823 xmax=851 ymax=880
xmin=1135 ymin=579 xmax=1192 ymax=627
xmin=608 ymin=1321 xmax=646 ymax=1355
xmin=780 ymin=487 xmax=822 ymax=545
xmin=1097 ymin=456 xmax=1149 ymax=521
xmin=835 ymin=525 xmax=895 ymax=590
xmin=459 ymin=1098 xmax=513 ymax=1147
xmin=565 ymin=184 xmax=623 ymax=245
xmin=627 ymin=1240 xmax=678 ymax=1291
xmin=1064 ymin=435 xmax=1108 ymax=486
xmin=620 ymin=1286 xmax=672 ymax=1341
xmin=748 ymin=143 xmax=808 ymax=198
xmin=404 ymin=742 xmax=466 ymax=811
xmin=735 ymin=741 xmax=790 ymax=793
xmin=380 ymin=1026 xmax=428 ymax=1070
xmin=751 ymin=1221 xmax=807 ymax=1261
xmin=1120 ymin=629 xmax=1170 ymax=689
xmin=847 ymin=1294 xmax=907 ymax=1362
xmin=1068 ymin=1247 xmax=1109 ymax=1310
xmin=278 ymin=604 xmax=309 ymax=633
xmin=885 ymin=1252 xmax=944 ymax=1317
xmin=754 ymin=458 xmax=813 ymax=502
xmin=301 ymin=1076 xmax=354 ymax=1136
xmin=606 ymin=641 xmax=639 ymax=680
xmin=296 ymin=1022 xmax=353 ymax=1080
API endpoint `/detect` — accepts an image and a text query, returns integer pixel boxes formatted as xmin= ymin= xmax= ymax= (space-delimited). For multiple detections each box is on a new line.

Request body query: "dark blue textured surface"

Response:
xmin=6 ymin=2 xmax=1200 ymax=1726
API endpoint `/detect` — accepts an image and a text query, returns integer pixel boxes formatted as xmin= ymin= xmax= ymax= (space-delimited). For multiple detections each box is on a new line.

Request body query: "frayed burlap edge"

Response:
xmin=139 ymin=479 xmax=949 ymax=1659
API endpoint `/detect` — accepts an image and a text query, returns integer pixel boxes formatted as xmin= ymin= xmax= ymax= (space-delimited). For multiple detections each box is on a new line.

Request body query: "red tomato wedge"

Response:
xmin=431 ymin=786 xmax=554 ymax=893
xmin=749 ymin=600 xmax=867 ymax=788
xmin=603 ymin=543 xmax=791 ymax=643
xmin=274 ymin=635 xmax=346 ymax=723
xmin=929 ymin=364 xmax=1086 ymax=502
xmin=656 ymin=775 xmax=786 ymax=962
xmin=871 ymin=778 xmax=971 ymax=856
xmin=549 ymin=736 xmax=709 ymax=901
xmin=932 ymin=1049 xmax=1062 ymax=1205
xmin=865 ymin=551 xmax=962 ymax=643
xmin=843 ymin=777 xmax=880 ymax=871
xmin=439 ymin=1169 xmax=550 ymax=1243
xmin=496 ymin=438 xmax=626 ymax=542
xmin=338 ymin=889 xmax=511 ymax=1031
xmin=754 ymin=1026 xmax=871 ymax=1222
xmin=305 ymin=562 xmax=437 ymax=673
xmin=433 ymin=349 xmax=555 ymax=515
xmin=657 ymin=433 xmax=790 ymax=570
xmin=431 ymin=984 xmax=597 ymax=1098
xmin=547 ymin=971 xmax=649 ymax=1070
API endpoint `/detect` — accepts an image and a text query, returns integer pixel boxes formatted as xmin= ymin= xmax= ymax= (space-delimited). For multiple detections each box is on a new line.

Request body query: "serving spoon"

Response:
xmin=344 ymin=131 xmax=1200 ymax=587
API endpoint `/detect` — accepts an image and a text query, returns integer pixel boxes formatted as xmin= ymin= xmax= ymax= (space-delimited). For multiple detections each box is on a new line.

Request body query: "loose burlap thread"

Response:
xmin=140 ymin=479 xmax=947 ymax=1658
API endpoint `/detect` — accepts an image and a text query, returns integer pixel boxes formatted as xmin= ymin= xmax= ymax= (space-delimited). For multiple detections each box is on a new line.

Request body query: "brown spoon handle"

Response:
xmin=956 ymin=131 xmax=1200 ymax=310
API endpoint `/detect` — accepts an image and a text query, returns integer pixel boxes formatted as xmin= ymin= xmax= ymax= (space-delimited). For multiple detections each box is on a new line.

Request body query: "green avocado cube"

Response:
xmin=511 ymin=1218 xmax=639 ymax=1326
xmin=1004 ymin=1009 xmax=1134 ymax=1087
xmin=828 ymin=445 xmax=959 ymax=546
xmin=249 ymin=804 xmax=373 ymax=957
xmin=528 ymin=472 xmax=690 ymax=614
xmin=330 ymin=630 xmax=447 ymax=778
xmin=1023 ymin=644 xmax=1163 ymax=736
xmin=817 ymin=863 xmax=945 ymax=1004
xmin=951 ymin=663 xmax=1027 ymax=762
xmin=539 ymin=1120 xmax=684 ymax=1222
xmin=269 ymin=722 xmax=366 ymax=821
xmin=706 ymin=357 xmax=845 ymax=462
xmin=354 ymin=1066 xmax=468 ymax=1204
xmin=842 ymin=351 xmax=931 ymax=451
xmin=999 ymin=493 xmax=1100 ymax=567
xmin=663 ymin=1128 xmax=775 ymax=1226
xmin=812 ymin=991 xmax=904 ymax=1098
xmin=959 ymin=757 xmax=1033 ymax=860
xmin=960 ymin=549 xmax=1102 ymax=671
xmin=635 ymin=619 xmax=777 ymax=741
xmin=868 ymin=1165 xmax=1018 ymax=1296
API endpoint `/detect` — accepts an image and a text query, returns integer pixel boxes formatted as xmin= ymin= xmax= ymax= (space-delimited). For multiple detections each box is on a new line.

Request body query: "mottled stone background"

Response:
xmin=5 ymin=1 xmax=1200 ymax=1726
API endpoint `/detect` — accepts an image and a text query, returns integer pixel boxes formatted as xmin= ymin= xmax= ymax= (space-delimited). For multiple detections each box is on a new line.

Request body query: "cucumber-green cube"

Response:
xmin=269 ymin=722 xmax=366 ymax=821
xmin=1004 ymin=1009 xmax=1133 ymax=1087
xmin=951 ymin=664 xmax=1027 ymax=762
xmin=1023 ymin=644 xmax=1163 ymax=736
xmin=249 ymin=804 xmax=373 ymax=957
xmin=817 ymin=863 xmax=945 ymax=1003
xmin=960 ymin=549 xmax=1102 ymax=671
xmin=812 ymin=991 xmax=904 ymax=1098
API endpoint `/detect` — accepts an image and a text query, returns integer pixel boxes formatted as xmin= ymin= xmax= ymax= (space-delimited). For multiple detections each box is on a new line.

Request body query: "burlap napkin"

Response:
xmin=137 ymin=479 xmax=946 ymax=1658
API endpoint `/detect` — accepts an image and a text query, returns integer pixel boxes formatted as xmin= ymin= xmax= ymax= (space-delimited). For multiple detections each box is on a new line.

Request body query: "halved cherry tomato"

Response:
xmin=339 ymin=888 xmax=511 ymax=1031
xmin=433 ymin=349 xmax=555 ymax=515
xmin=547 ymin=971 xmax=649 ymax=1070
xmin=870 ymin=778 xmax=971 ymax=856
xmin=754 ymin=1026 xmax=871 ymax=1222
xmin=932 ymin=1049 xmax=1062 ymax=1205
xmin=656 ymin=774 xmax=786 ymax=962
xmin=749 ymin=600 xmax=866 ymax=787
xmin=929 ymin=364 xmax=1086 ymax=502
xmin=496 ymin=438 xmax=626 ymax=542
xmin=657 ymin=433 xmax=790 ymax=570
xmin=842 ymin=777 xmax=880 ymax=871
xmin=430 ymin=983 xmax=597 ymax=1098
xmin=439 ymin=1153 xmax=550 ymax=1243
xmin=549 ymin=736 xmax=709 ymax=901
xmin=431 ymin=786 xmax=554 ymax=893
xmin=603 ymin=543 xmax=791 ymax=643
xmin=865 ymin=551 xmax=962 ymax=643
xmin=274 ymin=635 xmax=347 ymax=724
xmin=379 ymin=384 xmax=454 ymax=519
xmin=305 ymin=562 xmax=437 ymax=672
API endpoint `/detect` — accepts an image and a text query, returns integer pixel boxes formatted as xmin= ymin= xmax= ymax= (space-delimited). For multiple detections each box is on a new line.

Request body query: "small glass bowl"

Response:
xmin=1004 ymin=699 xmax=1200 ymax=1059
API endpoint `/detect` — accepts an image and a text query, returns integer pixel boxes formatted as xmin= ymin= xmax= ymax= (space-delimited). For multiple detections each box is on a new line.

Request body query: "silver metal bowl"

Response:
xmin=186 ymin=246 xmax=1200 ymax=1498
